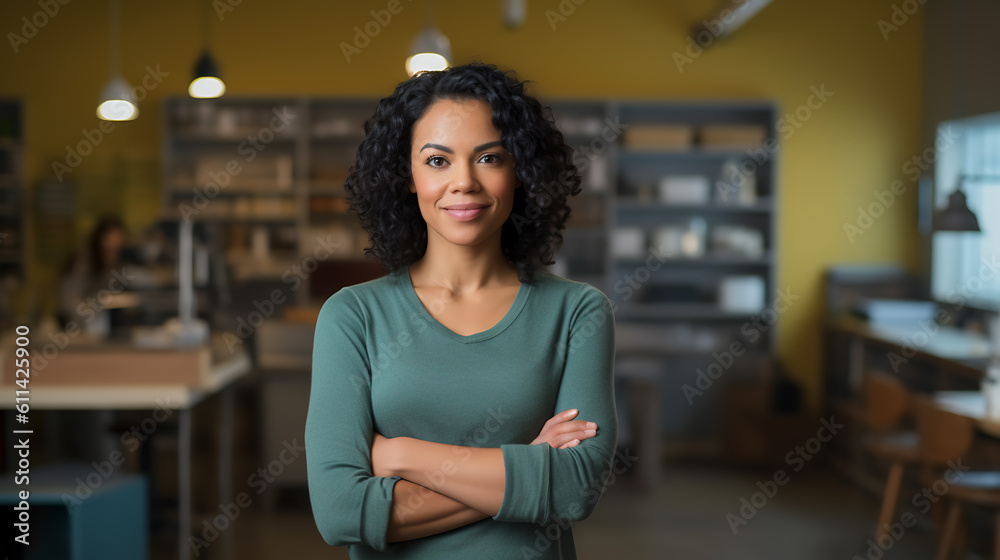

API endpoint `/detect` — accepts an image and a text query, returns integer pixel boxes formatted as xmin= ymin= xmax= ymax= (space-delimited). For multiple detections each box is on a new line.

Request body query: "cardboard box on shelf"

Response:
xmin=658 ymin=175 xmax=711 ymax=205
xmin=622 ymin=124 xmax=694 ymax=150
xmin=699 ymin=125 xmax=767 ymax=149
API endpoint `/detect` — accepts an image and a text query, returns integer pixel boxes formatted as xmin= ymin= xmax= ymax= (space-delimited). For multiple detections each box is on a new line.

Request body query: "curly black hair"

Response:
xmin=344 ymin=62 xmax=582 ymax=284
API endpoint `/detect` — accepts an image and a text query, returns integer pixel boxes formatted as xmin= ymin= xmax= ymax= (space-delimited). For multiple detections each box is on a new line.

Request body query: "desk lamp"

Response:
xmin=933 ymin=174 xmax=998 ymax=232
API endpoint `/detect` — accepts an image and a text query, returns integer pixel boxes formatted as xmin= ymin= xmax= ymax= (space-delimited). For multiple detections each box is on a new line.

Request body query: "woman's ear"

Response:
xmin=409 ymin=179 xmax=416 ymax=193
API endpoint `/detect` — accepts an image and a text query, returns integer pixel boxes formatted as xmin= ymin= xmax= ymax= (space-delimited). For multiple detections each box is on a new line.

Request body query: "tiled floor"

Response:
xmin=152 ymin=461 xmax=942 ymax=560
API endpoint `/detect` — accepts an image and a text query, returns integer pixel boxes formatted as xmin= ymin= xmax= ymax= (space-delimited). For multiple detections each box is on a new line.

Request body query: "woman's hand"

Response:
xmin=530 ymin=409 xmax=598 ymax=449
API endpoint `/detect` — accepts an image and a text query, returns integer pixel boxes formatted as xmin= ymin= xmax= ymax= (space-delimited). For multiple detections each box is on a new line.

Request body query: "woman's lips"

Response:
xmin=444 ymin=206 xmax=486 ymax=222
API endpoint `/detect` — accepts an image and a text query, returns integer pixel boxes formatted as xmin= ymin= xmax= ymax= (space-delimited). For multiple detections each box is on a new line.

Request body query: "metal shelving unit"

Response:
xmin=0 ymin=100 xmax=24 ymax=330
xmin=549 ymin=99 xmax=779 ymax=451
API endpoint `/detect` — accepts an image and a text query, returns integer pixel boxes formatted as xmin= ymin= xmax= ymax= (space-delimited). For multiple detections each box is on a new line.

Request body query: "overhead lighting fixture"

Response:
xmin=691 ymin=0 xmax=773 ymax=44
xmin=406 ymin=1 xmax=451 ymax=76
xmin=189 ymin=50 xmax=226 ymax=98
xmin=505 ymin=0 xmax=527 ymax=28
xmin=934 ymin=189 xmax=980 ymax=232
xmin=97 ymin=76 xmax=139 ymax=121
xmin=97 ymin=0 xmax=138 ymax=121
xmin=189 ymin=0 xmax=225 ymax=98
xmin=934 ymin=175 xmax=986 ymax=233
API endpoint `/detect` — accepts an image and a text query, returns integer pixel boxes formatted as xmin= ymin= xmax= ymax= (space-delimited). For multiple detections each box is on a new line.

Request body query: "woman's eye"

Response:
xmin=427 ymin=156 xmax=447 ymax=167
xmin=479 ymin=153 xmax=503 ymax=164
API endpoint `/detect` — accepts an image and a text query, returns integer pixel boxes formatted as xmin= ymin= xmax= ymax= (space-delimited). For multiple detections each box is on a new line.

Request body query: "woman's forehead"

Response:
xmin=411 ymin=99 xmax=501 ymax=148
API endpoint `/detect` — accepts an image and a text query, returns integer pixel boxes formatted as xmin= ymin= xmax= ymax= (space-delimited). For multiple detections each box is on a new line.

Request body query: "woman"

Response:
xmin=305 ymin=63 xmax=617 ymax=559
xmin=58 ymin=215 xmax=130 ymax=336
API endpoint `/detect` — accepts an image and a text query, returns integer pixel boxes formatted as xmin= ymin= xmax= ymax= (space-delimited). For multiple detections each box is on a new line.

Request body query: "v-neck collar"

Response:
xmin=395 ymin=267 xmax=531 ymax=344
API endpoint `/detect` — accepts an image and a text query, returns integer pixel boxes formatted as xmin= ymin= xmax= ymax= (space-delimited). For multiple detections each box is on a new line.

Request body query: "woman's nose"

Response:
xmin=450 ymin=162 xmax=479 ymax=192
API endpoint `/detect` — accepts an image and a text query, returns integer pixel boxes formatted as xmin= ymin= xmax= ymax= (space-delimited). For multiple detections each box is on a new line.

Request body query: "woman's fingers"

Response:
xmin=547 ymin=427 xmax=598 ymax=449
xmin=549 ymin=434 xmax=576 ymax=448
xmin=531 ymin=410 xmax=598 ymax=448
xmin=559 ymin=439 xmax=581 ymax=449
xmin=544 ymin=409 xmax=579 ymax=428
xmin=549 ymin=421 xmax=597 ymax=436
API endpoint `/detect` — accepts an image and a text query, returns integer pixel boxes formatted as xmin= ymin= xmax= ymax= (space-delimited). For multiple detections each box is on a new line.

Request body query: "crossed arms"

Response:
xmin=372 ymin=409 xmax=600 ymax=542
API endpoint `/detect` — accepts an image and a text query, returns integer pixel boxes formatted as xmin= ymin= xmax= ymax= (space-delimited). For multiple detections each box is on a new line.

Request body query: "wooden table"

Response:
xmin=934 ymin=390 xmax=1000 ymax=438
xmin=827 ymin=314 xmax=991 ymax=392
xmin=0 ymin=339 xmax=251 ymax=560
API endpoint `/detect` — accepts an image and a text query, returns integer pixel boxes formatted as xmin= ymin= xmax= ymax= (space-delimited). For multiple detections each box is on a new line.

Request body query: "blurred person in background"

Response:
xmin=55 ymin=215 xmax=144 ymax=461
xmin=57 ymin=214 xmax=139 ymax=337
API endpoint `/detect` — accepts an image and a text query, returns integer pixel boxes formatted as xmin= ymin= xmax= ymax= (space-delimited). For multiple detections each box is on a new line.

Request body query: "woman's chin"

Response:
xmin=427 ymin=226 xmax=503 ymax=250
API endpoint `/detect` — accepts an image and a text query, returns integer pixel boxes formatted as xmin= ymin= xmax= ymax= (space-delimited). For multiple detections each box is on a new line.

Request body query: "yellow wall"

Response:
xmin=0 ymin=0 xmax=924 ymax=409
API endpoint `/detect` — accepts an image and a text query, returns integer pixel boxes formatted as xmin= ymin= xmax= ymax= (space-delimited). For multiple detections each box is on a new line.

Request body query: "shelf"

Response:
xmin=615 ymin=198 xmax=773 ymax=213
xmin=169 ymin=132 xmax=298 ymax=144
xmin=613 ymin=348 xmax=772 ymax=359
xmin=571 ymin=192 xmax=609 ymax=201
xmin=161 ymin=97 xmax=777 ymax=333
xmin=229 ymin=256 xmax=301 ymax=282
xmin=308 ymin=213 xmax=355 ymax=223
xmin=168 ymin=189 xmax=297 ymax=198
xmin=619 ymin=147 xmax=772 ymax=163
xmin=308 ymin=180 xmax=348 ymax=195
xmin=311 ymin=133 xmax=366 ymax=142
xmin=563 ymin=224 xmax=606 ymax=236
xmin=613 ymin=252 xmax=772 ymax=267
xmin=160 ymin=213 xmax=298 ymax=226
xmin=614 ymin=303 xmax=762 ymax=321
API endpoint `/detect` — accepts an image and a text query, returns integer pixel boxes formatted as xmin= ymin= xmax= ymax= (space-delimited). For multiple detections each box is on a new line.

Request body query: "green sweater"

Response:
xmin=305 ymin=267 xmax=617 ymax=559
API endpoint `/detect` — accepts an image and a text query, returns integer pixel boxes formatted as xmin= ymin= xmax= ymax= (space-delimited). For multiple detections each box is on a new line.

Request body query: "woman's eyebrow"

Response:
xmin=420 ymin=143 xmax=452 ymax=153
xmin=473 ymin=140 xmax=503 ymax=152
xmin=418 ymin=140 xmax=504 ymax=153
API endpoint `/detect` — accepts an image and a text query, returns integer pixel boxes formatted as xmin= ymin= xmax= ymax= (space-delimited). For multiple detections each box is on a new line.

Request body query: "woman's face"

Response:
xmin=102 ymin=227 xmax=124 ymax=257
xmin=409 ymin=97 xmax=519 ymax=250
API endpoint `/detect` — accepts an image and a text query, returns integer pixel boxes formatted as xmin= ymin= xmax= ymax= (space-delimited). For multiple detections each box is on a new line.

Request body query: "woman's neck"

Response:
xmin=409 ymin=232 xmax=519 ymax=293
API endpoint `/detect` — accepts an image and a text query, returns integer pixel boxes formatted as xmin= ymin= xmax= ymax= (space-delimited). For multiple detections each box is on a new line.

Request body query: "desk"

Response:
xmin=934 ymin=391 xmax=1000 ymax=438
xmin=0 ymin=342 xmax=251 ymax=560
xmin=826 ymin=315 xmax=991 ymax=393
xmin=825 ymin=316 xmax=993 ymax=495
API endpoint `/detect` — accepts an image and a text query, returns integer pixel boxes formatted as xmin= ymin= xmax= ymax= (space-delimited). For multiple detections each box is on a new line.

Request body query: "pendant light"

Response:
xmin=406 ymin=0 xmax=451 ymax=76
xmin=932 ymin=0 xmax=980 ymax=233
xmin=188 ymin=0 xmax=225 ymax=99
xmin=189 ymin=51 xmax=225 ymax=98
xmin=933 ymin=187 xmax=981 ymax=232
xmin=933 ymin=175 xmax=991 ymax=232
xmin=692 ymin=0 xmax=773 ymax=44
xmin=97 ymin=0 xmax=138 ymax=121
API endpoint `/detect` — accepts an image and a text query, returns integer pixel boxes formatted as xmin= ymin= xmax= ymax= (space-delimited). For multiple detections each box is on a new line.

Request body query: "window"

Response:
xmin=931 ymin=113 xmax=1000 ymax=308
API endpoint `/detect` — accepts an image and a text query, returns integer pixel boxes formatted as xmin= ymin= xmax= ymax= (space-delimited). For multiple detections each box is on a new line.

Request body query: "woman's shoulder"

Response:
xmin=317 ymin=271 xmax=400 ymax=317
xmin=530 ymin=268 xmax=612 ymax=310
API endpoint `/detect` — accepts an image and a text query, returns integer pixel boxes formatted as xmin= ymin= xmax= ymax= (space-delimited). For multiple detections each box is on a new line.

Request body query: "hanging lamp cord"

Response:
xmin=109 ymin=0 xmax=120 ymax=75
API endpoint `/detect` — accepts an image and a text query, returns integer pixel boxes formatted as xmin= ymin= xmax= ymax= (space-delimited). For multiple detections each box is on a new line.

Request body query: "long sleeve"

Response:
xmin=305 ymin=288 xmax=401 ymax=550
xmin=493 ymin=284 xmax=617 ymax=525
